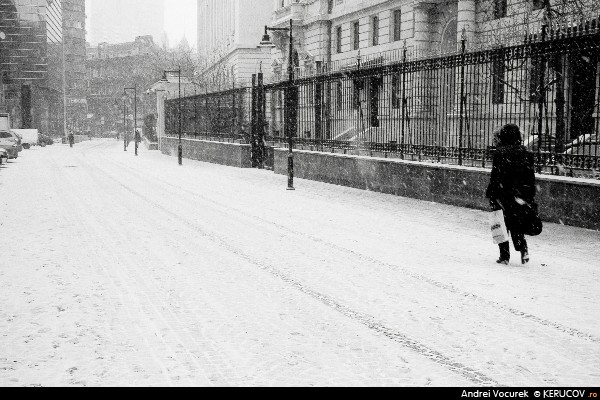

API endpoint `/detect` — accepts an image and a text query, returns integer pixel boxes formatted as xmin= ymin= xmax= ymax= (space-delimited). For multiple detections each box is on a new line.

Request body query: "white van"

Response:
xmin=12 ymin=129 xmax=39 ymax=149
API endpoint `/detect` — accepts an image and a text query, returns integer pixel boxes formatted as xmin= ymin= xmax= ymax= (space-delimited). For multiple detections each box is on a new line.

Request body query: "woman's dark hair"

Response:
xmin=499 ymin=123 xmax=522 ymax=146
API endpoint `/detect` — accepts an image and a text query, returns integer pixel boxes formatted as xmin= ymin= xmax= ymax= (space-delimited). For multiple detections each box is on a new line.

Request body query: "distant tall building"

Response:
xmin=63 ymin=0 xmax=87 ymax=134
xmin=197 ymin=0 xmax=272 ymax=85
xmin=86 ymin=0 xmax=165 ymax=46
xmin=0 ymin=0 xmax=86 ymax=135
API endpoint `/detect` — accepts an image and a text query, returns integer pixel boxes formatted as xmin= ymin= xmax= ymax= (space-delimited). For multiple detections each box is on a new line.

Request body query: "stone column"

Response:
xmin=457 ymin=0 xmax=476 ymax=49
xmin=410 ymin=2 xmax=432 ymax=117
xmin=412 ymin=2 xmax=431 ymax=58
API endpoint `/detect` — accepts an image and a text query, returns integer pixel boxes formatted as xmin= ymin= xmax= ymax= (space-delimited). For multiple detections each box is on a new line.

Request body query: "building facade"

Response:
xmin=85 ymin=0 xmax=166 ymax=47
xmin=86 ymin=36 xmax=163 ymax=138
xmin=258 ymin=0 xmax=600 ymax=153
xmin=197 ymin=0 xmax=273 ymax=87
xmin=267 ymin=0 xmax=599 ymax=76
xmin=63 ymin=0 xmax=87 ymax=135
xmin=0 ymin=0 xmax=85 ymax=136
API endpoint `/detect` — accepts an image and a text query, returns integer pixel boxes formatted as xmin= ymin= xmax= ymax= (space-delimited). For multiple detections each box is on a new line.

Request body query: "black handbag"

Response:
xmin=521 ymin=201 xmax=543 ymax=236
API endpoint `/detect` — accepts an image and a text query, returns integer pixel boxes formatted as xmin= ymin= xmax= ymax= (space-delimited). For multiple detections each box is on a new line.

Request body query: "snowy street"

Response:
xmin=0 ymin=139 xmax=599 ymax=387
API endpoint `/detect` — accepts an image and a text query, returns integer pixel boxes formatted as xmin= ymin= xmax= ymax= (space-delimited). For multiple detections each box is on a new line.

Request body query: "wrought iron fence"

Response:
xmin=165 ymin=17 xmax=600 ymax=178
xmin=165 ymin=86 xmax=252 ymax=144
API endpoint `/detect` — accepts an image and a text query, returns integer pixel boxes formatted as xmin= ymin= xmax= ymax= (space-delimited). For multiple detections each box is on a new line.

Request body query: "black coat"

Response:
xmin=486 ymin=145 xmax=537 ymax=233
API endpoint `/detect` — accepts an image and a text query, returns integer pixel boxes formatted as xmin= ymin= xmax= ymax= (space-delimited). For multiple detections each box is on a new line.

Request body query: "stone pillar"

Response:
xmin=412 ymin=3 xmax=431 ymax=58
xmin=411 ymin=2 xmax=432 ymax=117
xmin=457 ymin=0 xmax=476 ymax=49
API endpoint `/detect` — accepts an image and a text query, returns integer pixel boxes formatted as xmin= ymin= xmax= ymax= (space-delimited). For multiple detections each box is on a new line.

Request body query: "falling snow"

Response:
xmin=0 ymin=140 xmax=599 ymax=387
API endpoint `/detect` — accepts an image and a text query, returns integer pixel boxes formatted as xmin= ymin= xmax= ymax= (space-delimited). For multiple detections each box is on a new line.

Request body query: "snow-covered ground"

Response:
xmin=0 ymin=139 xmax=599 ymax=387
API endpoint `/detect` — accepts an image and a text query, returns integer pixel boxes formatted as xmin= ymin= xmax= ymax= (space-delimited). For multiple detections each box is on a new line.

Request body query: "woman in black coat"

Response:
xmin=486 ymin=124 xmax=537 ymax=265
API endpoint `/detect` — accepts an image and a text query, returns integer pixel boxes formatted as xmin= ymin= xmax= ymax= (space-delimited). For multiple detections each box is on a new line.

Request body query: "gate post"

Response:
xmin=315 ymin=77 xmax=323 ymax=150
xmin=535 ymin=22 xmax=548 ymax=174
xmin=458 ymin=28 xmax=467 ymax=166
xmin=251 ymin=74 xmax=258 ymax=168
xmin=257 ymin=72 xmax=266 ymax=169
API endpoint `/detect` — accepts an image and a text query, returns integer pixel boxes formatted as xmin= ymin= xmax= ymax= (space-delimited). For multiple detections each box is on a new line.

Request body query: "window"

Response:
xmin=336 ymin=26 xmax=342 ymax=53
xmin=529 ymin=57 xmax=544 ymax=102
xmin=353 ymin=21 xmax=360 ymax=50
xmin=372 ymin=16 xmax=379 ymax=46
xmin=492 ymin=55 xmax=505 ymax=104
xmin=353 ymin=79 xmax=362 ymax=109
xmin=493 ymin=0 xmax=507 ymax=19
xmin=392 ymin=74 xmax=401 ymax=109
xmin=532 ymin=0 xmax=545 ymax=10
xmin=393 ymin=9 xmax=402 ymax=42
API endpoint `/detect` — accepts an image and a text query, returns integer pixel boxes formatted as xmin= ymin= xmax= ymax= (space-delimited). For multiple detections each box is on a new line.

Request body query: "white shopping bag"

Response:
xmin=490 ymin=209 xmax=509 ymax=244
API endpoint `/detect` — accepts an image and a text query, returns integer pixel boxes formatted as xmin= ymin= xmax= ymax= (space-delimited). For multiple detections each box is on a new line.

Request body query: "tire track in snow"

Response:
xmin=72 ymin=143 xmax=476 ymax=386
xmin=101 ymin=149 xmax=600 ymax=346
xmin=80 ymin=145 xmax=499 ymax=386
xmin=69 ymin=158 xmax=244 ymax=386
xmin=44 ymin=149 xmax=209 ymax=386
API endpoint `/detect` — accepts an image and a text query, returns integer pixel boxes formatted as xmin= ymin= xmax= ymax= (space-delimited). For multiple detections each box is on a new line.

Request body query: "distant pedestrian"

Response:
xmin=486 ymin=124 xmax=538 ymax=265
xmin=68 ymin=133 xmax=74 ymax=148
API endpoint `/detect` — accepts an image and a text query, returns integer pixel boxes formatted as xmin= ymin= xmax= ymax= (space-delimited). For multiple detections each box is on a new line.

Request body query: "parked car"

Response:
xmin=564 ymin=134 xmax=600 ymax=156
xmin=39 ymin=134 xmax=54 ymax=146
xmin=523 ymin=134 xmax=556 ymax=152
xmin=11 ymin=130 xmax=23 ymax=152
xmin=0 ymin=130 xmax=19 ymax=159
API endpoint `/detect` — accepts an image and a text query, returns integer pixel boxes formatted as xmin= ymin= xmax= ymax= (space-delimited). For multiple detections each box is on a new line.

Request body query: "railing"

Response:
xmin=166 ymin=16 xmax=600 ymax=179
xmin=165 ymin=87 xmax=252 ymax=144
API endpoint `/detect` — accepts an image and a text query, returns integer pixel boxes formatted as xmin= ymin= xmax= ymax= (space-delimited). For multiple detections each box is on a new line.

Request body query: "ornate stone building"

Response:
xmin=267 ymin=0 xmax=599 ymax=77
xmin=261 ymin=0 xmax=599 ymax=151
xmin=196 ymin=0 xmax=273 ymax=87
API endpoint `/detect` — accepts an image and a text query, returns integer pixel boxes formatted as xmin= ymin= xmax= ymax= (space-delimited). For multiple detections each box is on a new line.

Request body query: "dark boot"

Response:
xmin=497 ymin=242 xmax=510 ymax=265
xmin=513 ymin=235 xmax=529 ymax=265
xmin=521 ymin=248 xmax=530 ymax=265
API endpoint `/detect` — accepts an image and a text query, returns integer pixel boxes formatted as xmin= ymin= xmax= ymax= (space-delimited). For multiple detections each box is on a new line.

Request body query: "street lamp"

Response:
xmin=161 ymin=67 xmax=182 ymax=165
xmin=258 ymin=19 xmax=296 ymax=191
xmin=0 ymin=31 xmax=6 ymax=111
xmin=124 ymin=85 xmax=138 ymax=156
xmin=121 ymin=94 xmax=127 ymax=151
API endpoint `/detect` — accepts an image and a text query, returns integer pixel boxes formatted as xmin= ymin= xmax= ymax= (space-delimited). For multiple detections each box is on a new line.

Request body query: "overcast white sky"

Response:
xmin=164 ymin=0 xmax=198 ymax=48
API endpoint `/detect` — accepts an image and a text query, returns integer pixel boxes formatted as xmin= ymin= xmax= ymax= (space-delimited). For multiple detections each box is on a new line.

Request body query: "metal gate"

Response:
xmin=251 ymin=73 xmax=273 ymax=169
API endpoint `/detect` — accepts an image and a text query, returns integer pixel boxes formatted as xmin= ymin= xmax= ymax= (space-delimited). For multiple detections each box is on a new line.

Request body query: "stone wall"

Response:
xmin=160 ymin=137 xmax=252 ymax=169
xmin=143 ymin=137 xmax=158 ymax=151
xmin=274 ymin=148 xmax=600 ymax=231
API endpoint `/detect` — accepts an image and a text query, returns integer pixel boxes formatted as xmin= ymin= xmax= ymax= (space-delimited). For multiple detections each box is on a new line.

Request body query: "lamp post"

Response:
xmin=124 ymin=85 xmax=138 ymax=156
xmin=122 ymin=94 xmax=127 ymax=151
xmin=0 ymin=31 xmax=6 ymax=112
xmin=259 ymin=19 xmax=296 ymax=190
xmin=161 ymin=67 xmax=182 ymax=165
